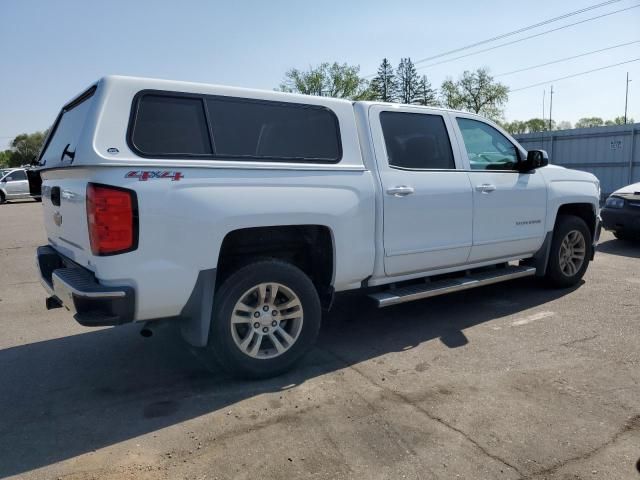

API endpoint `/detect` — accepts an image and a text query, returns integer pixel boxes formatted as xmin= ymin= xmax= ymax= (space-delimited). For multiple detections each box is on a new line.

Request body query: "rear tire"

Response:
xmin=207 ymin=259 xmax=321 ymax=379
xmin=545 ymin=215 xmax=592 ymax=288
xmin=0 ymin=192 xmax=5 ymax=204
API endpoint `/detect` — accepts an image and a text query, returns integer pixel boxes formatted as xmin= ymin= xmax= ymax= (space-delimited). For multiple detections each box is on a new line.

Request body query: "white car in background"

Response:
xmin=0 ymin=168 xmax=40 ymax=203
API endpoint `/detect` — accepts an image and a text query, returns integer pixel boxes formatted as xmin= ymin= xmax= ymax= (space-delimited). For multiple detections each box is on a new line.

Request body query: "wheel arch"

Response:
xmin=554 ymin=202 xmax=597 ymax=240
xmin=216 ymin=224 xmax=336 ymax=298
xmin=530 ymin=202 xmax=598 ymax=277
xmin=179 ymin=224 xmax=336 ymax=348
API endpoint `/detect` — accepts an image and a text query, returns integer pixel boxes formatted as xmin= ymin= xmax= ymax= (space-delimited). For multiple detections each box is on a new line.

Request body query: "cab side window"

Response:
xmin=380 ymin=112 xmax=455 ymax=170
xmin=456 ymin=118 xmax=519 ymax=171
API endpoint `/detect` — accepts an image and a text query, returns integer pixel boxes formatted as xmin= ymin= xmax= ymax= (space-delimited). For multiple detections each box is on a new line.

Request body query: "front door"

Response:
xmin=369 ymin=105 xmax=473 ymax=277
xmin=453 ymin=116 xmax=547 ymax=263
xmin=4 ymin=170 xmax=29 ymax=198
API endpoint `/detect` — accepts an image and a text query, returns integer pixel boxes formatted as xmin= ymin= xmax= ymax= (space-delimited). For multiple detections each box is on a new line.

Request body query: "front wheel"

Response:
xmin=545 ymin=215 xmax=592 ymax=288
xmin=207 ymin=260 xmax=321 ymax=379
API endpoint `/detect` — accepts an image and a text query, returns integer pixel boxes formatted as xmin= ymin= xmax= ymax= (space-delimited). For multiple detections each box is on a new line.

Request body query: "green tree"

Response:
xmin=575 ymin=117 xmax=604 ymax=128
xmin=370 ymin=58 xmax=398 ymax=102
xmin=414 ymin=75 xmax=438 ymax=106
xmin=440 ymin=68 xmax=508 ymax=121
xmin=524 ymin=118 xmax=550 ymax=132
xmin=604 ymin=116 xmax=634 ymax=125
xmin=556 ymin=120 xmax=572 ymax=131
xmin=0 ymin=150 xmax=12 ymax=167
xmin=501 ymin=120 xmax=527 ymax=135
xmin=396 ymin=58 xmax=420 ymax=104
xmin=279 ymin=62 xmax=370 ymax=100
xmin=4 ymin=131 xmax=47 ymax=167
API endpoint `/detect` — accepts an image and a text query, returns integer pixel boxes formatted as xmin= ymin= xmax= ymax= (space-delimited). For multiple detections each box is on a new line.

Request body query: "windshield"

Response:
xmin=0 ymin=169 xmax=12 ymax=180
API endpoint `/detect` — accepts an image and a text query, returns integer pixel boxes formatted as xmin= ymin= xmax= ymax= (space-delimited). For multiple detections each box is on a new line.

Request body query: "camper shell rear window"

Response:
xmin=128 ymin=90 xmax=342 ymax=163
xmin=38 ymin=85 xmax=97 ymax=165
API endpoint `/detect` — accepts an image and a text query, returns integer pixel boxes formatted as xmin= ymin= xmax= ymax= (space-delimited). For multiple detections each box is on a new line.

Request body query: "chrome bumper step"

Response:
xmin=369 ymin=265 xmax=536 ymax=308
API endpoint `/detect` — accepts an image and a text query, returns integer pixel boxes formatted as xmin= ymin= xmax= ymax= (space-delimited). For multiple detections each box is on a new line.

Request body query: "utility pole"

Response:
xmin=624 ymin=72 xmax=631 ymax=124
xmin=548 ymin=85 xmax=554 ymax=131
xmin=542 ymin=89 xmax=546 ymax=121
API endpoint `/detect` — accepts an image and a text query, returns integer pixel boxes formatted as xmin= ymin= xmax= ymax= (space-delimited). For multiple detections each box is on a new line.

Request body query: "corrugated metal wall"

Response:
xmin=515 ymin=123 xmax=639 ymax=197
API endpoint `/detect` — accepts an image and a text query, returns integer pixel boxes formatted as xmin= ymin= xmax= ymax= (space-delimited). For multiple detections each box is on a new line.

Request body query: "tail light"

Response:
xmin=86 ymin=183 xmax=138 ymax=256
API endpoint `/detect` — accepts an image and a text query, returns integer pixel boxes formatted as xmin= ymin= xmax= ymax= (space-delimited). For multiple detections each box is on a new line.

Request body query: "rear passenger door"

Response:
xmin=369 ymin=105 xmax=473 ymax=277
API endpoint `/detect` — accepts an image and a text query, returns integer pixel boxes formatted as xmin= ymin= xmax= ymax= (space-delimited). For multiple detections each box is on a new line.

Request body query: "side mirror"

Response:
xmin=519 ymin=149 xmax=548 ymax=172
xmin=3 ymin=177 xmax=11 ymax=182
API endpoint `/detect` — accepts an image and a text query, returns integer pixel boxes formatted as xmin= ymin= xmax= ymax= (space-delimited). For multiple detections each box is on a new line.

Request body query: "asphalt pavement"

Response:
xmin=1 ymin=201 xmax=638 ymax=480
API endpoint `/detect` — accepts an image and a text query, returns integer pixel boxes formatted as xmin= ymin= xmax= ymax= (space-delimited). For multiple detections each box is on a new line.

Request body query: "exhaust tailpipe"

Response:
xmin=140 ymin=321 xmax=154 ymax=338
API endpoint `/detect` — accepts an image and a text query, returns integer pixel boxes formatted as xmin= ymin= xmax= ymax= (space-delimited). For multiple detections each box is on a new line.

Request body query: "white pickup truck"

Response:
xmin=34 ymin=76 xmax=601 ymax=378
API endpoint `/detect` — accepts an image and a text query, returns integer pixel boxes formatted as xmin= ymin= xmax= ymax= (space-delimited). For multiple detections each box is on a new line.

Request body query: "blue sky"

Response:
xmin=1 ymin=0 xmax=639 ymax=149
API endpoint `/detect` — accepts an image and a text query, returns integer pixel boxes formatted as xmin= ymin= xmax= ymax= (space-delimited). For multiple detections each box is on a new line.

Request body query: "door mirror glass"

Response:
xmin=519 ymin=149 xmax=549 ymax=172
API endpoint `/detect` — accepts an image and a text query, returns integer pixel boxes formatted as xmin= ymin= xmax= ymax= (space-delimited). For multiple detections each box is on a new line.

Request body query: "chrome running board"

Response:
xmin=369 ymin=265 xmax=536 ymax=308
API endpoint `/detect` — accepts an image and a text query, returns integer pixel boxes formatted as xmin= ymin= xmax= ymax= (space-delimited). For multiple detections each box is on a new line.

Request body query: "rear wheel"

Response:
xmin=545 ymin=215 xmax=592 ymax=288
xmin=207 ymin=260 xmax=321 ymax=379
xmin=0 ymin=192 xmax=5 ymax=204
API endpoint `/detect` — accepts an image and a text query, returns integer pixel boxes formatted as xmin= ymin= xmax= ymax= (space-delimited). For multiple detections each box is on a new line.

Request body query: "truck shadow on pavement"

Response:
xmin=0 ymin=277 xmax=580 ymax=478
xmin=597 ymin=238 xmax=640 ymax=258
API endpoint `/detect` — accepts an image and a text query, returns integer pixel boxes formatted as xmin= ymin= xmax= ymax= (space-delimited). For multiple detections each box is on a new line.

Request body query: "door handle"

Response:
xmin=475 ymin=184 xmax=496 ymax=194
xmin=386 ymin=185 xmax=415 ymax=197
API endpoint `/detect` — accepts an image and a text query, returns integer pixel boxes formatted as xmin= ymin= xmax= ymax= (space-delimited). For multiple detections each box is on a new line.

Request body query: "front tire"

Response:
xmin=208 ymin=260 xmax=321 ymax=379
xmin=545 ymin=215 xmax=592 ymax=288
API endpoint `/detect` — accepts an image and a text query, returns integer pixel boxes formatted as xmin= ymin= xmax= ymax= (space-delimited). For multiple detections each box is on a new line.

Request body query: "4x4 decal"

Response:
xmin=126 ymin=171 xmax=183 ymax=181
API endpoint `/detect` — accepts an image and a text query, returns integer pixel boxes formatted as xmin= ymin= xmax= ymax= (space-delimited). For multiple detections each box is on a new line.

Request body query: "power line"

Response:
xmin=413 ymin=0 xmax=624 ymax=66
xmin=495 ymin=40 xmax=640 ymax=77
xmin=413 ymin=4 xmax=640 ymax=72
xmin=509 ymin=57 xmax=640 ymax=92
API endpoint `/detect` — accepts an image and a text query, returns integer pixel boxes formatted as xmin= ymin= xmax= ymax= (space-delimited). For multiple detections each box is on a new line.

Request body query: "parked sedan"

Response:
xmin=601 ymin=182 xmax=640 ymax=240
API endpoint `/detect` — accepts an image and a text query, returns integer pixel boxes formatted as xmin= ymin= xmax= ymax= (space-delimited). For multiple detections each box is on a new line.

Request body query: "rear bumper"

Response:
xmin=36 ymin=245 xmax=135 ymax=326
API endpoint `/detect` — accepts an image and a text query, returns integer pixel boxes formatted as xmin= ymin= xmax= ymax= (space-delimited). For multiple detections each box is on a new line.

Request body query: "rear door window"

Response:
xmin=130 ymin=95 xmax=212 ymax=156
xmin=380 ymin=112 xmax=455 ymax=169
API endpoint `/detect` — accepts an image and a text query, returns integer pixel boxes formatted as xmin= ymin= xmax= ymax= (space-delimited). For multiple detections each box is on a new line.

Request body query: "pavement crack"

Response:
xmin=320 ymin=347 xmax=526 ymax=478
xmin=521 ymin=415 xmax=640 ymax=479
xmin=560 ymin=334 xmax=599 ymax=348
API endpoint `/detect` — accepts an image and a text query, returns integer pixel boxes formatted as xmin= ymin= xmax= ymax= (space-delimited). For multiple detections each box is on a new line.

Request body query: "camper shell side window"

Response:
xmin=128 ymin=90 xmax=343 ymax=163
